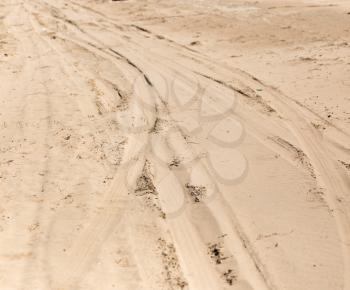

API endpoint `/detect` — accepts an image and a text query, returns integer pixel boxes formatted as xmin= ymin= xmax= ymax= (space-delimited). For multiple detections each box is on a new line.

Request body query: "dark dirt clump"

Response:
xmin=185 ymin=183 xmax=206 ymax=202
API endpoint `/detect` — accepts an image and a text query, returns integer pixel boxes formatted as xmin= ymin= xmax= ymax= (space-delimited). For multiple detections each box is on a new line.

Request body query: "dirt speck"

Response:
xmin=185 ymin=183 xmax=206 ymax=202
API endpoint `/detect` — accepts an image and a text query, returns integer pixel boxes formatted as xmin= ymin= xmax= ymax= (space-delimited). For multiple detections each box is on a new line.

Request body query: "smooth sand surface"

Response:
xmin=0 ymin=0 xmax=349 ymax=289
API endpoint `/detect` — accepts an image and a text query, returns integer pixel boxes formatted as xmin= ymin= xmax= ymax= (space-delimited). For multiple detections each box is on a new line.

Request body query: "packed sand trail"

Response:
xmin=0 ymin=0 xmax=349 ymax=289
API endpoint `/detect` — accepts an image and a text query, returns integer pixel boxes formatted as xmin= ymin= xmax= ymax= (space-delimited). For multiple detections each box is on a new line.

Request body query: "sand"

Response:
xmin=0 ymin=0 xmax=349 ymax=289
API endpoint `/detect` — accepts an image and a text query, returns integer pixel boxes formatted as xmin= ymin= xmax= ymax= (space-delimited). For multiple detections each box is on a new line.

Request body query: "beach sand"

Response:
xmin=0 ymin=0 xmax=349 ymax=289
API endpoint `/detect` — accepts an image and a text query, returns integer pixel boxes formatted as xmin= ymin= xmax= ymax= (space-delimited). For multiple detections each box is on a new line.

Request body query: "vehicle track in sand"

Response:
xmin=1 ymin=0 xmax=349 ymax=290
xmin=23 ymin=1 xmax=276 ymax=289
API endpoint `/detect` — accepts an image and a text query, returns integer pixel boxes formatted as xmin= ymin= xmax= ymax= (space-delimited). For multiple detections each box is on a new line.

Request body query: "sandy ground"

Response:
xmin=0 ymin=0 xmax=349 ymax=289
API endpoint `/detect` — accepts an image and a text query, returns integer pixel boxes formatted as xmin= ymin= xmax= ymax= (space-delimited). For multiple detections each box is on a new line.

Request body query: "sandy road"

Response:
xmin=0 ymin=0 xmax=349 ymax=290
